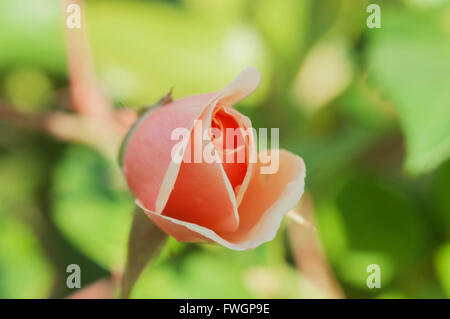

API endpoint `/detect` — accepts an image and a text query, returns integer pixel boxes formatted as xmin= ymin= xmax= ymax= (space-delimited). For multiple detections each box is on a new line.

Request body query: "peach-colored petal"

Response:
xmin=123 ymin=93 xmax=216 ymax=212
xmin=211 ymin=107 xmax=248 ymax=191
xmin=220 ymin=107 xmax=255 ymax=206
xmin=218 ymin=150 xmax=306 ymax=246
xmin=210 ymin=66 xmax=260 ymax=206
xmin=137 ymin=149 xmax=305 ymax=250
xmin=216 ymin=66 xmax=261 ymax=105
xmin=162 ymin=112 xmax=240 ymax=232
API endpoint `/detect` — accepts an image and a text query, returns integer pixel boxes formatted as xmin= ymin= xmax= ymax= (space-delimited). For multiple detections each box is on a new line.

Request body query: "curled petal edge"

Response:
xmin=137 ymin=151 xmax=306 ymax=250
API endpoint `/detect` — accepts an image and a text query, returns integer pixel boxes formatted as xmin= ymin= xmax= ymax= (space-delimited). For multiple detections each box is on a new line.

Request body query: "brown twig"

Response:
xmin=0 ymin=100 xmax=48 ymax=131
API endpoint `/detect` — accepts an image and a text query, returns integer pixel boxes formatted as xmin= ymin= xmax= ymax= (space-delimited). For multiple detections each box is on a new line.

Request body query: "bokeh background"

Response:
xmin=1 ymin=0 xmax=450 ymax=299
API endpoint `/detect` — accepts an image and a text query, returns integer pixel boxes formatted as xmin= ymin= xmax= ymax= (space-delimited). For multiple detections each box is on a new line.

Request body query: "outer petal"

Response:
xmin=161 ymin=109 xmax=240 ymax=232
xmin=137 ymin=149 xmax=306 ymax=250
xmin=218 ymin=150 xmax=305 ymax=246
xmin=217 ymin=66 xmax=261 ymax=105
xmin=123 ymin=93 xmax=216 ymax=212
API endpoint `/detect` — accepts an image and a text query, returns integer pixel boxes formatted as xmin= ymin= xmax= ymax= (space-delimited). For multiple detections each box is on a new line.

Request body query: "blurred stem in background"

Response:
xmin=288 ymin=193 xmax=345 ymax=299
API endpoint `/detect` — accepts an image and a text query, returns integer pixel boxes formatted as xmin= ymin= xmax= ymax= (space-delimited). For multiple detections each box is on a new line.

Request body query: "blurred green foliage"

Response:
xmin=367 ymin=5 xmax=450 ymax=174
xmin=0 ymin=0 xmax=449 ymax=298
xmin=52 ymin=146 xmax=133 ymax=269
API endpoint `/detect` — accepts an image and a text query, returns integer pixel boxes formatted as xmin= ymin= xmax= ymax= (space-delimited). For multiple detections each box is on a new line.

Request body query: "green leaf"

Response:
xmin=52 ymin=146 xmax=134 ymax=269
xmin=337 ymin=175 xmax=428 ymax=265
xmin=317 ymin=173 xmax=429 ymax=289
xmin=367 ymin=7 xmax=450 ymax=174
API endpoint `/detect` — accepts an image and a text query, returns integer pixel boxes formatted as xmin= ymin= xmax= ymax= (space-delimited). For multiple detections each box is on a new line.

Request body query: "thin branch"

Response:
xmin=63 ymin=0 xmax=112 ymax=118
xmin=288 ymin=193 xmax=345 ymax=299
xmin=0 ymin=100 xmax=48 ymax=131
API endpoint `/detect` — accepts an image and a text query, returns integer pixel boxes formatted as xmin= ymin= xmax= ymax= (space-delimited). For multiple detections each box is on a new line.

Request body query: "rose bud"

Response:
xmin=120 ymin=67 xmax=306 ymax=250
